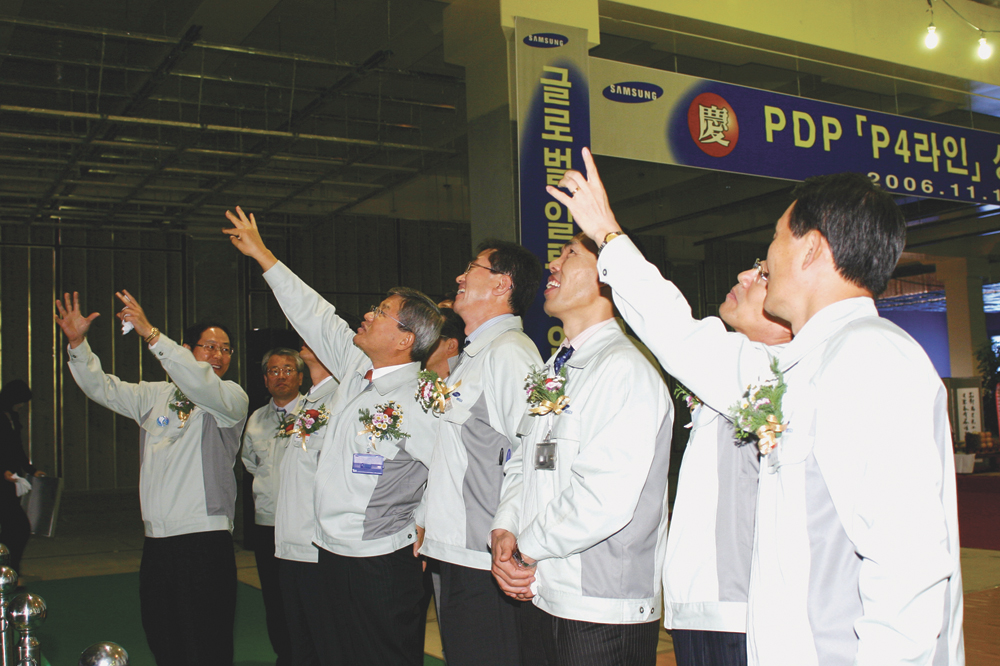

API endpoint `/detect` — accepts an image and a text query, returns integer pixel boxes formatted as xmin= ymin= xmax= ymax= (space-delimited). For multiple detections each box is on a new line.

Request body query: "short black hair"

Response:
xmin=477 ymin=239 xmax=544 ymax=316
xmin=789 ymin=173 xmax=905 ymax=296
xmin=184 ymin=321 xmax=234 ymax=349
xmin=0 ymin=380 xmax=31 ymax=411
xmin=439 ymin=308 xmax=467 ymax=354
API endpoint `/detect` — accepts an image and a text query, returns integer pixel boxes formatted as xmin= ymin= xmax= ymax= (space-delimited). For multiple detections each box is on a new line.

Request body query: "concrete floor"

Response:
xmin=19 ymin=489 xmax=1000 ymax=665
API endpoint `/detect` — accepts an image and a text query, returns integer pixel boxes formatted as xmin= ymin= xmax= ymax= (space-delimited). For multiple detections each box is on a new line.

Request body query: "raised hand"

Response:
xmin=545 ymin=147 xmax=623 ymax=245
xmin=223 ymin=206 xmax=278 ymax=272
xmin=115 ymin=289 xmax=156 ymax=341
xmin=54 ymin=292 xmax=100 ymax=349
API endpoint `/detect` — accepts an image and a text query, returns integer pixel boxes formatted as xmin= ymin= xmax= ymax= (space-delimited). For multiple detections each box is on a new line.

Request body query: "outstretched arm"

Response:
xmin=223 ymin=207 xmax=366 ymax=379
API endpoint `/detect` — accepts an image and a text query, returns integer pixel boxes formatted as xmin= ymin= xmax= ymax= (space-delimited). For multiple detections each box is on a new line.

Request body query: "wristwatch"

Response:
xmin=599 ymin=231 xmax=625 ymax=253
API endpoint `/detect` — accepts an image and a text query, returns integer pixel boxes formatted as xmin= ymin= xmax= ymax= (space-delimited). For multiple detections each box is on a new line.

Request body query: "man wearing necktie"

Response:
xmin=491 ymin=233 xmax=674 ymax=666
xmin=224 ymin=207 xmax=444 ymax=666
xmin=416 ymin=240 xmax=543 ymax=666
xmin=241 ymin=348 xmax=306 ymax=665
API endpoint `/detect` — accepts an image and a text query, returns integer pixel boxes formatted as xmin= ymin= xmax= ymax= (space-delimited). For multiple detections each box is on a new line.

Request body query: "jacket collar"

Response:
xmin=367 ymin=361 xmax=421 ymax=395
xmin=777 ymin=297 xmax=878 ymax=372
xmin=550 ymin=320 xmax=622 ymax=371
xmin=464 ymin=316 xmax=524 ymax=358
xmin=304 ymin=377 xmax=338 ymax=403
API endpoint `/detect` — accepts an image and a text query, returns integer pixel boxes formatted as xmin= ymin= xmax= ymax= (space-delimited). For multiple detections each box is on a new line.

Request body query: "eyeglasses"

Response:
xmin=195 ymin=343 xmax=234 ymax=356
xmin=464 ymin=261 xmax=503 ymax=276
xmin=369 ymin=305 xmax=410 ymax=330
xmin=266 ymin=367 xmax=299 ymax=377
xmin=752 ymin=258 xmax=769 ymax=284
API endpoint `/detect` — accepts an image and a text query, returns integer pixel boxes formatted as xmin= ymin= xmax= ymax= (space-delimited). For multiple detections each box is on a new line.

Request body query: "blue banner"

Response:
xmin=516 ymin=19 xmax=591 ymax=356
xmin=589 ymin=59 xmax=1000 ymax=205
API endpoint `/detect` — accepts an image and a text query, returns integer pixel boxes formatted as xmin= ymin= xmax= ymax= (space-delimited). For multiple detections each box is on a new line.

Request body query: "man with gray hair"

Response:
xmin=225 ymin=206 xmax=444 ymax=666
xmin=242 ymin=347 xmax=306 ymax=665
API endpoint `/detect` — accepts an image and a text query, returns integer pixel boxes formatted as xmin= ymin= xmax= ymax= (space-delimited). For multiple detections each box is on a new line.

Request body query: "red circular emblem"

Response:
xmin=687 ymin=92 xmax=739 ymax=157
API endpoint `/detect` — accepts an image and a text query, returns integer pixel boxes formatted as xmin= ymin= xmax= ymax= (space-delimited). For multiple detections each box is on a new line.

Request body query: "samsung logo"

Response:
xmin=523 ymin=33 xmax=568 ymax=48
xmin=602 ymin=82 xmax=664 ymax=103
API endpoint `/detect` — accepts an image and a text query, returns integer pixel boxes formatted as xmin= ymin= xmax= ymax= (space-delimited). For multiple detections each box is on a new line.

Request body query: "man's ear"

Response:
xmin=493 ymin=274 xmax=512 ymax=296
xmin=800 ymin=229 xmax=826 ymax=270
xmin=397 ymin=330 xmax=416 ymax=355
xmin=446 ymin=337 xmax=460 ymax=357
xmin=183 ymin=343 xmax=191 ymax=351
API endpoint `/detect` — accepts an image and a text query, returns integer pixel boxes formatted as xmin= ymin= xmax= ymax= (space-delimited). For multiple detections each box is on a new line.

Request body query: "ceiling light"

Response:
xmin=925 ymin=24 xmax=939 ymax=49
xmin=979 ymin=36 xmax=992 ymax=59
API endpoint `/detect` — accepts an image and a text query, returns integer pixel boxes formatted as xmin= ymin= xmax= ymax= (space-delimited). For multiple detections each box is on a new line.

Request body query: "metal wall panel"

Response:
xmin=2 ymin=216 xmax=471 ymax=494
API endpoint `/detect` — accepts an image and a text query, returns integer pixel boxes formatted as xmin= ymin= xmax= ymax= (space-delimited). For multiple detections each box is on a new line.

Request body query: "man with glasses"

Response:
xmin=224 ymin=207 xmax=444 ymax=666
xmin=546 ymin=149 xmax=791 ymax=666
xmin=242 ymin=347 xmax=306 ymax=666
xmin=55 ymin=291 xmax=247 ymax=666
xmin=417 ymin=241 xmax=543 ymax=666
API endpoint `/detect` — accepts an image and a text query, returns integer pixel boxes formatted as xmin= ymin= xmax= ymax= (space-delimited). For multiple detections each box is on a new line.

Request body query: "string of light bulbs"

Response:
xmin=925 ymin=0 xmax=999 ymax=59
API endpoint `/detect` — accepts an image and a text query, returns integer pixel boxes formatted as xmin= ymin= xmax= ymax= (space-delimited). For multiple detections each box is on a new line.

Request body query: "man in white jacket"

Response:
xmin=56 ymin=291 xmax=248 ymax=666
xmin=491 ymin=233 xmax=673 ymax=666
xmin=553 ymin=156 xmax=964 ymax=666
xmin=224 ymin=206 xmax=444 ymax=666
xmin=274 ymin=344 xmax=339 ymax=666
xmin=418 ymin=240 xmax=543 ymax=666
xmin=548 ymin=149 xmax=792 ymax=666
xmin=241 ymin=347 xmax=305 ymax=666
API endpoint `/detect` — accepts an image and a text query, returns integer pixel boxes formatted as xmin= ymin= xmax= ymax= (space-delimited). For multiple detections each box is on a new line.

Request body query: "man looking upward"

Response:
xmin=241 ymin=347 xmax=305 ymax=665
xmin=417 ymin=241 xmax=543 ymax=666
xmin=56 ymin=291 xmax=247 ymax=666
xmin=553 ymin=156 xmax=964 ymax=665
xmin=491 ymin=234 xmax=673 ymax=665
xmin=224 ymin=207 xmax=443 ymax=666
xmin=549 ymin=149 xmax=792 ymax=666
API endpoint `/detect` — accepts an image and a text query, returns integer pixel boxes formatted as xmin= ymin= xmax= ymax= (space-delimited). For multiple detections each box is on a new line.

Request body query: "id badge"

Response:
xmin=352 ymin=453 xmax=385 ymax=475
xmin=534 ymin=439 xmax=557 ymax=470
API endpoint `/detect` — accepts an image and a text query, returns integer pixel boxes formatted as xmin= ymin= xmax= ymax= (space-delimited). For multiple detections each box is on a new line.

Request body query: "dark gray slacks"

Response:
xmin=671 ymin=629 xmax=748 ymax=666
xmin=253 ymin=524 xmax=292 ymax=665
xmin=437 ymin=560 xmax=522 ymax=666
xmin=517 ymin=597 xmax=660 ymax=666
xmin=279 ymin=558 xmax=338 ymax=666
xmin=139 ymin=531 xmax=237 ymax=666
xmin=318 ymin=545 xmax=426 ymax=666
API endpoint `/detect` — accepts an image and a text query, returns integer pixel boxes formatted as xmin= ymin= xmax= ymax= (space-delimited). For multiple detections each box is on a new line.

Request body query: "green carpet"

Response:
xmin=27 ymin=572 xmax=445 ymax=666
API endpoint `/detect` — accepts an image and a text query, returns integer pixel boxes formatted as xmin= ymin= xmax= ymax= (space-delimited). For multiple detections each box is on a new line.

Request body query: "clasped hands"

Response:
xmin=491 ymin=529 xmax=536 ymax=601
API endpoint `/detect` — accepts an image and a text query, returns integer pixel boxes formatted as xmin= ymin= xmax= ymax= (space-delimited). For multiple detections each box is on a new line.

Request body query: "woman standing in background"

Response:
xmin=0 ymin=380 xmax=45 ymax=576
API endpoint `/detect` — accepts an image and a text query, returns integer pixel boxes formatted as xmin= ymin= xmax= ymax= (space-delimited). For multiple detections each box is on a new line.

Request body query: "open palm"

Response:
xmin=54 ymin=292 xmax=100 ymax=347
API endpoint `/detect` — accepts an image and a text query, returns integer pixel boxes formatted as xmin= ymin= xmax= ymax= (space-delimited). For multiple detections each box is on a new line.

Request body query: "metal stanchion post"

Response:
xmin=78 ymin=642 xmax=129 ymax=666
xmin=0 ymin=567 xmax=18 ymax=666
xmin=6 ymin=593 xmax=45 ymax=666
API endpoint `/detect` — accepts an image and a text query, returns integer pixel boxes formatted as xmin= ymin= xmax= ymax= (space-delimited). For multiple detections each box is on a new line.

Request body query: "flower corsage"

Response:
xmin=415 ymin=370 xmax=462 ymax=415
xmin=525 ymin=365 xmax=571 ymax=416
xmin=278 ymin=405 xmax=331 ymax=450
xmin=730 ymin=359 xmax=789 ymax=455
xmin=168 ymin=388 xmax=195 ymax=426
xmin=673 ymin=382 xmax=702 ymax=412
xmin=358 ymin=401 xmax=410 ymax=448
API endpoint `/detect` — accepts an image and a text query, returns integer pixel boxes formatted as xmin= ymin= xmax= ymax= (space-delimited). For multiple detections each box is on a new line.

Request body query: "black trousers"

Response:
xmin=139 ymin=531 xmax=237 ymax=666
xmin=0 ymin=500 xmax=31 ymax=574
xmin=279 ymin=558 xmax=338 ymax=666
xmin=517 ymin=598 xmax=660 ymax=666
xmin=671 ymin=629 xmax=748 ymax=666
xmin=437 ymin=560 xmax=521 ymax=666
xmin=318 ymin=545 xmax=425 ymax=666
xmin=254 ymin=524 xmax=292 ymax=665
